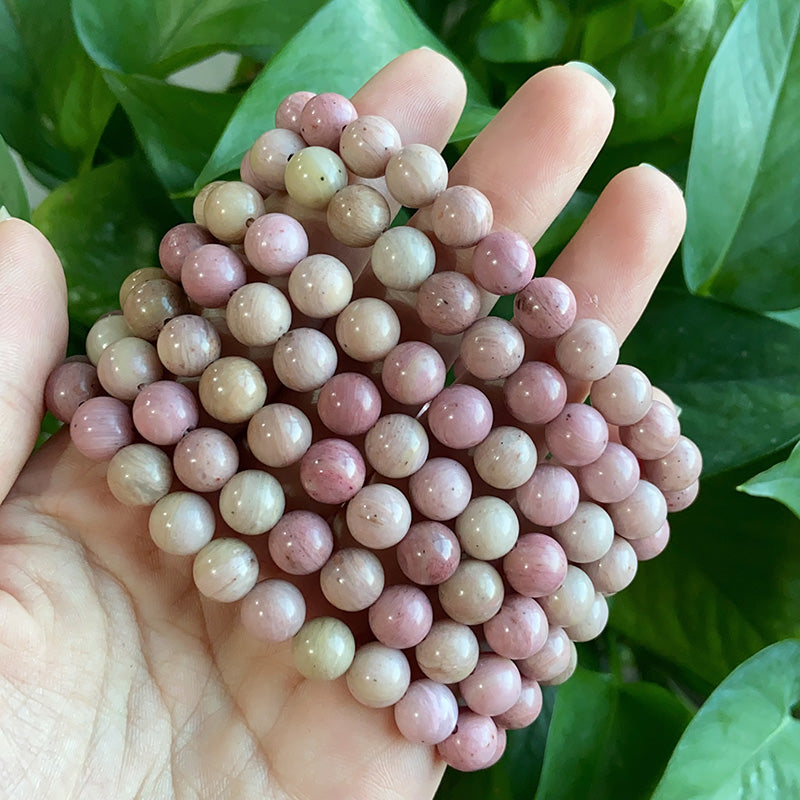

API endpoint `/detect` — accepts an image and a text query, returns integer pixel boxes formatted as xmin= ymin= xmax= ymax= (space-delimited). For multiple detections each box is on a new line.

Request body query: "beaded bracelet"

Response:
xmin=44 ymin=89 xmax=702 ymax=773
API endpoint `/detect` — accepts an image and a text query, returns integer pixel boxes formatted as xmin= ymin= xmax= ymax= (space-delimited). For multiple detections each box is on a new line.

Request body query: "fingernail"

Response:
xmin=419 ymin=46 xmax=437 ymax=53
xmin=565 ymin=61 xmax=616 ymax=99
xmin=673 ymin=403 xmax=683 ymax=418
xmin=0 ymin=206 xmax=12 ymax=223
xmin=639 ymin=162 xmax=661 ymax=172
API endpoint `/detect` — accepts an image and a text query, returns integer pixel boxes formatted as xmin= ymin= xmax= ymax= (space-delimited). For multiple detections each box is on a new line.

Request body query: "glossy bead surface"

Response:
xmin=456 ymin=496 xmax=519 ymax=560
xmin=415 ymin=620 xmax=479 ymax=684
xmin=437 ymin=711 xmax=498 ymax=772
xmin=299 ymin=92 xmax=357 ymax=149
xmin=471 ymin=230 xmax=536 ymax=295
xmin=123 ymin=279 xmax=189 ymax=341
xmin=460 ymin=317 xmax=525 ymax=381
xmin=518 ymin=626 xmax=572 ymax=683
xmin=339 ymin=115 xmax=401 ymax=178
xmin=275 ymin=91 xmax=315 ymax=133
xmin=249 ymin=128 xmax=306 ymax=191
xmin=555 ymin=318 xmax=620 ymax=381
xmin=483 ymin=594 xmax=548 ymax=660
xmin=346 ymin=483 xmax=411 ymax=549
xmin=226 ymin=282 xmax=292 ymax=347
xmin=385 ymin=143 xmax=448 ymax=208
xmin=243 ymin=212 xmax=309 ymax=276
xmin=427 ymin=384 xmax=493 ymax=450
xmin=514 ymin=277 xmax=577 ymax=339
xmin=663 ymin=480 xmax=700 ymax=512
xmin=326 ymin=184 xmax=391 ymax=248
xmin=346 ymin=643 xmax=410 ymax=708
xmin=538 ymin=565 xmax=595 ymax=627
xmin=503 ymin=361 xmax=567 ymax=425
xmin=545 ymin=403 xmax=609 ymax=467
xmin=416 ymin=271 xmax=481 ymax=335
xmin=619 ymin=401 xmax=681 ymax=460
xmin=192 ymin=180 xmax=224 ymax=226
xmin=590 ymin=364 xmax=653 ymax=426
xmin=371 ymin=226 xmax=435 ymax=290
xmin=335 ymin=298 xmax=401 ymax=362
xmin=551 ymin=501 xmax=615 ymax=564
xmin=159 ymin=223 xmax=216 ymax=280
xmin=86 ymin=313 xmax=133 ymax=365
xmin=173 ymin=427 xmax=239 ymax=492
xmin=132 ymin=380 xmax=198 ymax=446
xmin=317 ymin=372 xmax=382 ymax=436
xmin=396 ymin=521 xmax=461 ymax=585
xmin=70 ymin=396 xmax=134 ymax=460
xmin=607 ymin=480 xmax=668 ymax=540
xmin=577 ymin=442 xmax=641 ymax=504
xmin=368 ymin=585 xmax=433 ymax=649
xmin=284 ymin=146 xmax=347 ymax=209
xmin=472 ymin=426 xmax=536 ymax=490
xmin=643 ymin=435 xmax=702 ymax=492
xmin=199 ymin=356 xmax=266 ymax=423
xmin=292 ymin=617 xmax=355 ymax=680
xmin=97 ymin=336 xmax=163 ymax=401
xmin=181 ymin=243 xmax=246 ymax=308
xmin=288 ymin=253 xmax=353 ymax=320
xmin=148 ymin=491 xmax=215 ymax=555
xmin=565 ymin=592 xmax=609 ymax=642
xmin=460 ymin=654 xmax=522 ymax=717
xmin=394 ymin=680 xmax=458 ymax=745
xmin=203 ymin=181 xmax=265 ymax=244
xmin=240 ymin=579 xmax=306 ymax=642
xmin=630 ymin=520 xmax=670 ymax=561
xmin=193 ymin=538 xmax=259 ymax=602
xmin=119 ymin=268 xmax=168 ymax=309
xmin=516 ymin=464 xmax=580 ymax=527
xmin=273 ymin=328 xmax=338 ymax=392
xmin=364 ymin=414 xmax=429 ymax=478
xmin=319 ymin=547 xmax=384 ymax=612
xmin=503 ymin=533 xmax=569 ymax=598
xmin=438 ymin=559 xmax=504 ymax=625
xmin=432 ymin=185 xmax=493 ymax=248
xmin=381 ymin=341 xmax=445 ymax=406
xmin=45 ymin=360 xmax=102 ymax=423
xmin=106 ymin=443 xmax=173 ymax=506
xmin=247 ymin=403 xmax=312 ymax=468
xmin=494 ymin=677 xmax=543 ymax=729
xmin=268 ymin=510 xmax=333 ymax=575
xmin=583 ymin=535 xmax=638 ymax=595
xmin=157 ymin=315 xmax=221 ymax=377
xmin=299 ymin=438 xmax=365 ymax=505
xmin=409 ymin=457 xmax=473 ymax=522
xmin=219 ymin=470 xmax=285 ymax=535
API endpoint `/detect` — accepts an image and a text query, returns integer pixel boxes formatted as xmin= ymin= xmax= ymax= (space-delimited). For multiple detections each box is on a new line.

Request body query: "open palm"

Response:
xmin=0 ymin=49 xmax=685 ymax=800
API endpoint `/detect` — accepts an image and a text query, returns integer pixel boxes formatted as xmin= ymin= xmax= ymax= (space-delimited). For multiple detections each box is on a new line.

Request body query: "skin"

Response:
xmin=0 ymin=49 xmax=685 ymax=800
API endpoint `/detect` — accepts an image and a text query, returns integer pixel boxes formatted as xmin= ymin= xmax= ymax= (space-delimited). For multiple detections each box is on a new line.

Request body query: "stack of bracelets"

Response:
xmin=44 ymin=89 xmax=702 ymax=773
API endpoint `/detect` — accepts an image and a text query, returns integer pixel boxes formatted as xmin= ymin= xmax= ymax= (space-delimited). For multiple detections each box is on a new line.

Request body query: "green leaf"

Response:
xmin=738 ymin=441 xmax=800 ymax=519
xmin=196 ymin=0 xmax=493 ymax=188
xmin=0 ymin=133 xmax=29 ymax=219
xmin=535 ymin=670 xmax=691 ymax=800
xmin=652 ymin=640 xmax=800 ymax=800
xmin=580 ymin=0 xmax=637 ymax=63
xmin=683 ymin=0 xmax=800 ymax=311
xmin=32 ymin=157 xmax=179 ymax=327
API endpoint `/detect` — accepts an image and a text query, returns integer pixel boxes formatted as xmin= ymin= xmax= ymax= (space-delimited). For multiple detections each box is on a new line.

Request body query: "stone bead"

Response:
xmin=346 ymin=643 xmax=410 ymax=708
xmin=335 ymin=298 xmax=400 ymax=362
xmin=240 ymin=149 xmax=271 ymax=195
xmin=368 ymin=585 xmax=433 ymax=648
xmin=158 ymin=223 xmax=216 ymax=281
xmin=132 ymin=380 xmax=199 ymax=446
xmin=494 ymin=677 xmax=543 ymax=729
xmin=292 ymin=617 xmax=355 ymax=680
xmin=643 ymin=435 xmax=702 ymax=492
xmin=415 ymin=620 xmax=479 ymax=684
xmin=385 ymin=144 xmax=448 ymax=208
xmin=590 ymin=364 xmax=653 ymax=426
xmin=107 ymin=443 xmax=173 ymax=506
xmin=70 ymin=396 xmax=134 ymax=461
xmin=503 ymin=533 xmax=568 ymax=598
xmin=629 ymin=520 xmax=670 ymax=561
xmin=327 ymin=184 xmax=391 ymax=248
xmin=203 ymin=181 xmax=265 ymax=244
xmin=275 ymin=90 xmax=315 ymax=133
xmin=249 ymin=128 xmax=306 ymax=192
xmin=427 ymin=384 xmax=493 ymax=450
xmin=299 ymin=92 xmax=357 ymax=150
xmin=173 ymin=428 xmax=239 ymax=492
xmin=181 ymin=244 xmax=247 ymax=309
xmin=319 ymin=547 xmax=384 ymax=612
xmin=514 ymin=276 xmax=577 ymax=339
xmin=226 ymin=282 xmax=292 ymax=347
xmin=543 ymin=642 xmax=577 ymax=687
xmin=199 ymin=356 xmax=267 ymax=424
xmin=288 ymin=254 xmax=353 ymax=318
xmin=483 ymin=594 xmax=548 ymax=660
xmin=371 ymin=227 xmax=434 ymax=293
xmin=219 ymin=470 xmax=285 ymax=535
xmin=123 ymin=279 xmax=190 ymax=341
xmin=317 ymin=373 xmax=382 ymax=437
xmin=538 ymin=565 xmax=595 ymax=627
xmin=565 ymin=592 xmax=609 ymax=642
xmin=551 ymin=502 xmax=615 ymax=564
xmin=240 ymin=579 xmax=306 ymax=643
xmin=545 ymin=403 xmax=609 ymax=467
xmin=471 ymin=230 xmax=536 ymax=295
xmin=45 ymin=360 xmax=102 ymax=423
xmin=284 ymin=146 xmax=347 ymax=210
xmin=619 ymin=401 xmax=681 ymax=460
xmin=119 ymin=267 xmax=169 ymax=308
xmin=409 ymin=457 xmax=473 ymax=522
xmin=86 ymin=313 xmax=134 ymax=365
xmin=346 ymin=483 xmax=411 ymax=549
xmin=247 ymin=403 xmax=312 ymax=468
xmin=243 ymin=212 xmax=309 ymax=276
xmin=148 ymin=491 xmax=215 ymax=555
xmin=432 ymin=185 xmax=493 ymax=248
xmin=273 ymin=328 xmax=338 ymax=392
xmin=394 ymin=680 xmax=459 ymax=745
xmin=460 ymin=317 xmax=525 ymax=381
xmin=193 ymin=538 xmax=259 ymax=602
xmin=456 ymin=496 xmax=519 ymax=560
xmin=339 ymin=115 xmax=402 ymax=178
xmin=268 ymin=510 xmax=333 ymax=575
xmin=97 ymin=337 xmax=163 ymax=401
xmin=192 ymin=180 xmax=224 ymax=227
xmin=437 ymin=711 xmax=499 ymax=772
xmin=381 ymin=341 xmax=446 ymax=406
xmin=396 ymin=521 xmax=461 ymax=585
xmin=157 ymin=315 xmax=221 ymax=377
xmin=503 ymin=361 xmax=567 ymax=425
xmin=577 ymin=442 xmax=641 ymax=504
xmin=364 ymin=414 xmax=429 ymax=478
xmin=299 ymin=438 xmax=366 ymax=505
xmin=556 ymin=318 xmax=620 ymax=381
xmin=662 ymin=480 xmax=700 ymax=512
xmin=607 ymin=480 xmax=668 ymax=540
xmin=416 ymin=271 xmax=481 ymax=335
xmin=438 ymin=560 xmax=504 ymax=626
xmin=472 ymin=426 xmax=537 ymax=490
xmin=460 ymin=654 xmax=522 ymax=717
xmin=583 ymin=534 xmax=638 ymax=595
xmin=517 ymin=626 xmax=572 ymax=683
xmin=516 ymin=464 xmax=580 ymax=527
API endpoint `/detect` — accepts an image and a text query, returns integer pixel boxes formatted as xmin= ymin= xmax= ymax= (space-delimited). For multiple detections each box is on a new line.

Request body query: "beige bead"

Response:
xmin=518 ymin=626 xmax=571 ymax=683
xmin=219 ymin=470 xmax=285 ymax=535
xmin=339 ymin=115 xmax=402 ymax=178
xmin=157 ymin=314 xmax=222 ymax=376
xmin=193 ymin=538 xmax=259 ymax=602
xmin=538 ymin=566 xmax=595 ymax=627
xmin=551 ymin=502 xmax=615 ymax=564
xmin=385 ymin=143 xmax=448 ymax=208
xmin=149 ymin=491 xmax=215 ymax=556
xmin=472 ymin=426 xmax=537 ymax=490
xmin=249 ymin=128 xmax=306 ymax=191
xmin=226 ymin=282 xmax=292 ymax=346
xmin=455 ymin=496 xmax=519 ymax=560
xmin=284 ymin=146 xmax=347 ymax=210
xmin=371 ymin=226 xmax=436 ymax=290
xmin=273 ymin=328 xmax=338 ymax=392
xmin=319 ymin=548 xmax=385 ymax=612
xmin=565 ymin=592 xmax=609 ymax=643
xmin=335 ymin=298 xmax=400 ymax=362
xmin=438 ymin=560 xmax=504 ymax=625
xmin=203 ymin=181 xmax=266 ymax=244
xmin=287 ymin=254 xmax=353 ymax=319
xmin=119 ymin=268 xmax=169 ymax=308
xmin=364 ymin=414 xmax=429 ymax=478
xmin=123 ymin=279 xmax=190 ymax=341
xmin=542 ymin=640 xmax=578 ymax=686
xmin=583 ymin=535 xmax=638 ymax=596
xmin=415 ymin=620 xmax=479 ymax=684
xmin=346 ymin=643 xmax=410 ymax=708
xmin=86 ymin=314 xmax=133 ymax=366
xmin=292 ymin=616 xmax=356 ymax=680
xmin=193 ymin=180 xmax=225 ymax=226
xmin=326 ymin=184 xmax=391 ymax=248
xmin=247 ymin=403 xmax=313 ymax=468
xmin=199 ymin=356 xmax=267 ymax=423
xmin=432 ymin=185 xmax=493 ymax=248
xmin=97 ymin=336 xmax=163 ymax=401
xmin=107 ymin=443 xmax=173 ymax=506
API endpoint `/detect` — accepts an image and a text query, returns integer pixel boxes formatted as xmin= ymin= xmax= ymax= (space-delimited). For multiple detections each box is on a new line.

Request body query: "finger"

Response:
xmin=0 ymin=216 xmax=68 ymax=503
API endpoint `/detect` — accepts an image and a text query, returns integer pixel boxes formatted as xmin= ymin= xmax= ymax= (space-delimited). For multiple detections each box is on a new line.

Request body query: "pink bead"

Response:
xmin=173 ymin=428 xmax=239 ymax=492
xmin=132 ymin=380 xmax=199 ymax=446
xmin=555 ymin=318 xmax=620 ymax=381
xmin=275 ymin=90 xmax=315 ymax=133
xmin=483 ymin=594 xmax=549 ymax=660
xmin=503 ymin=361 xmax=567 ymax=425
xmin=70 ymin=396 xmax=134 ymax=461
xmin=503 ymin=533 xmax=568 ymax=598
xmin=381 ymin=341 xmax=446 ymax=406
xmin=408 ymin=457 xmax=472 ymax=521
xmin=545 ymin=403 xmax=609 ymax=466
xmin=300 ymin=92 xmax=358 ymax=150
xmin=590 ymin=364 xmax=653 ymax=426
xmin=619 ymin=401 xmax=681 ymax=460
xmin=45 ymin=360 xmax=102 ymax=423
xmin=577 ymin=442 xmax=641 ymax=504
xmin=240 ymin=579 xmax=306 ymax=642
xmin=432 ymin=185 xmax=493 ymax=249
xmin=486 ymin=727 xmax=507 ymax=768
xmin=416 ymin=271 xmax=481 ymax=335
xmin=181 ymin=244 xmax=246 ymax=308
xmin=472 ymin=231 xmax=536 ymax=295
xmin=630 ymin=520 xmax=670 ymax=560
xmin=662 ymin=480 xmax=699 ymax=512
xmin=239 ymin=149 xmax=272 ymax=195
xmin=299 ymin=438 xmax=365 ymax=505
xmin=460 ymin=654 xmax=522 ymax=717
xmin=339 ymin=115 xmax=402 ymax=178
xmin=346 ymin=483 xmax=411 ymax=549
xmin=368 ymin=585 xmax=433 ymax=649
xmin=394 ymin=679 xmax=458 ymax=745
xmin=494 ymin=677 xmax=543 ymax=730
xmin=268 ymin=510 xmax=333 ymax=575
xmin=518 ymin=626 xmax=572 ymax=683
xmin=317 ymin=373 xmax=382 ymax=436
xmin=243 ymin=213 xmax=309 ymax=276
xmin=459 ymin=317 xmax=525 ymax=381
xmin=514 ymin=276 xmax=577 ymax=339
xmin=396 ymin=521 xmax=461 ymax=585
xmin=427 ymin=384 xmax=493 ymax=449
xmin=607 ymin=480 xmax=668 ymax=540
xmin=643 ymin=435 xmax=702 ymax=492
xmin=437 ymin=711 xmax=499 ymax=772
xmin=158 ymin=223 xmax=216 ymax=280
xmin=516 ymin=464 xmax=580 ymax=527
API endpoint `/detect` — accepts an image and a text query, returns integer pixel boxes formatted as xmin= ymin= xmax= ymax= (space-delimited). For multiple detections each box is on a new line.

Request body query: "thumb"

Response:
xmin=0 ymin=211 xmax=68 ymax=503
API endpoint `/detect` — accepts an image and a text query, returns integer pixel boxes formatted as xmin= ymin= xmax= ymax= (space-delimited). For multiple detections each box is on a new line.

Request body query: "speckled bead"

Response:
xmin=619 ymin=401 xmax=681 ymax=460
xmin=545 ymin=403 xmax=609 ymax=467
xmin=193 ymin=538 xmax=259 ymax=602
xmin=327 ymin=184 xmax=391 ymax=248
xmin=514 ymin=277 xmax=577 ymax=339
xmin=268 ymin=510 xmax=334 ymax=575
xmin=503 ymin=361 xmax=567 ymax=426
xmin=346 ymin=643 xmax=410 ymax=708
xmin=432 ymin=185 xmax=493 ymax=249
xmin=317 ymin=372 xmax=382 ymax=436
xmin=583 ymin=535 xmax=638 ymax=595
xmin=243 ymin=212 xmax=309 ymax=276
xmin=415 ymin=620 xmax=479 ymax=684
xmin=516 ymin=463 xmax=580 ymax=527
xmin=437 ymin=711 xmax=499 ymax=772
xmin=247 ymin=403 xmax=313 ymax=468
xmin=590 ymin=364 xmax=653 ymax=426
xmin=273 ymin=328 xmax=338 ymax=392
xmin=299 ymin=92 xmax=357 ymax=150
xmin=385 ymin=143 xmax=448 ymax=208
xmin=416 ymin=271 xmax=482 ymax=335
xmin=288 ymin=254 xmax=353 ymax=318
xmin=642 ymin=435 xmax=702 ymax=492
xmin=226 ymin=282 xmax=292 ymax=347
xmin=517 ymin=626 xmax=572 ymax=683
xmin=551 ymin=502 xmax=615 ymax=564
xmin=86 ymin=313 xmax=134 ymax=366
xmin=456 ymin=496 xmax=519 ymax=560
xmin=368 ymin=585 xmax=433 ymax=648
xmin=123 ymin=279 xmax=190 ymax=341
xmin=299 ymin=438 xmax=366 ymax=505
xmin=284 ymin=146 xmax=347 ymax=210
xmin=538 ymin=565 xmax=595 ymax=627
xmin=380 ymin=341 xmax=446 ymax=406
xmin=45 ymin=360 xmax=102 ymax=423
xmin=132 ymin=380 xmax=199 ymax=445
xmin=460 ymin=317 xmax=525 ymax=381
xmin=409 ymin=457 xmax=473 ymax=522
xmin=438 ymin=559 xmax=505 ymax=625
xmin=219 ymin=470 xmax=285 ymax=535
xmin=240 ymin=579 xmax=306 ymax=642
xmin=119 ymin=268 xmax=169 ymax=309
xmin=459 ymin=654 xmax=522 ymax=717
xmin=472 ymin=426 xmax=537 ymax=490
xmin=394 ymin=680 xmax=459 ymax=745
xmin=157 ymin=315 xmax=222 ymax=377
xmin=70 ymin=396 xmax=135 ymax=461
xmin=364 ymin=414 xmax=429 ymax=478
xmin=346 ymin=483 xmax=411 ymax=549
xmin=203 ymin=181 xmax=265 ymax=244
xmin=159 ymin=223 xmax=217 ymax=281
xmin=556 ymin=317 xmax=620 ymax=382
xmin=339 ymin=115 xmax=402 ymax=178
xmin=483 ymin=594 xmax=548 ymax=661
xmin=607 ymin=479 xmax=668 ymax=540
xmin=249 ymin=128 xmax=306 ymax=191
xmin=319 ymin=547 xmax=384 ymax=612
xmin=173 ymin=427 xmax=239 ymax=492
xmin=97 ymin=337 xmax=163 ymax=401
xmin=275 ymin=91 xmax=315 ymax=133
xmin=471 ymin=231 xmax=536 ymax=295
xmin=396 ymin=520 xmax=461 ymax=585
xmin=503 ymin=533 xmax=569 ymax=599
xmin=577 ymin=442 xmax=641 ymax=504
xmin=427 ymin=384 xmax=493 ymax=450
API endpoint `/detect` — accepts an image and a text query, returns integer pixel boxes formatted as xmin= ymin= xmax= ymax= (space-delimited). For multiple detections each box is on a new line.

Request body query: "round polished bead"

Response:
xmin=584 ymin=534 xmax=638 ymax=595
xmin=471 ymin=231 xmax=536 ymax=295
xmin=432 ymin=185 xmax=493 ymax=248
xmin=494 ymin=677 xmax=543 ymax=729
xmin=326 ymin=184 xmax=391 ymax=248
xmin=381 ymin=341 xmax=446 ymax=406
xmin=551 ymin=502 xmax=614 ymax=564
xmin=173 ymin=428 xmax=239 ymax=492
xmin=663 ymin=480 xmax=700 ymax=512
xmin=415 ymin=620 xmax=479 ymax=684
xmin=292 ymin=617 xmax=355 ymax=680
xmin=97 ymin=336 xmax=163 ymax=401
xmin=516 ymin=463 xmax=580 ymax=527
xmin=460 ymin=654 xmax=521 ymax=717
xmin=159 ymin=223 xmax=216 ymax=280
xmin=503 ymin=533 xmax=568 ymax=598
xmin=219 ymin=470 xmax=285 ymax=535
xmin=181 ymin=243 xmax=247 ymax=308
xmin=249 ymin=128 xmax=306 ymax=192
xmin=299 ymin=92 xmax=357 ymax=150
xmin=240 ymin=148 xmax=271 ymax=195
xmin=132 ymin=380 xmax=199 ymax=445
xmin=456 ymin=496 xmax=519 ymax=560
xmin=385 ymin=143 xmax=448 ymax=208
xmin=483 ymin=594 xmax=548 ymax=660
xmin=565 ymin=592 xmax=609 ymax=642
xmin=364 ymin=414 xmax=429 ymax=478
xmin=288 ymin=254 xmax=353 ymax=318
xmin=273 ymin=328 xmax=338 ymax=392
xmin=394 ymin=680 xmax=459 ymax=745
xmin=275 ymin=90 xmax=315 ymax=133
xmin=203 ymin=181 xmax=265 ymax=244
xmin=346 ymin=643 xmax=410 ymax=708
xmin=339 ymin=115 xmax=402 ymax=178
xmin=335 ymin=298 xmax=400 ymax=362
xmin=368 ymin=585 xmax=433 ymax=648
xmin=243 ymin=212 xmax=309 ymax=276
xmin=157 ymin=315 xmax=221 ymax=377
xmin=319 ymin=547 xmax=384 ymax=611
xmin=416 ymin=271 xmax=481 ymax=335
xmin=106 ymin=443 xmax=172 ymax=507
xmin=473 ymin=426 xmax=537 ymax=490
xmin=556 ymin=318 xmax=620 ymax=381
xmin=299 ymin=438 xmax=365 ymax=505
xmin=346 ymin=483 xmax=411 ymax=549
xmin=45 ymin=360 xmax=102 ymax=423
xmin=503 ymin=361 xmax=567 ymax=425
xmin=119 ymin=268 xmax=169 ymax=309
xmin=247 ymin=403 xmax=313 ymax=468
xmin=284 ymin=146 xmax=347 ymax=209
xmin=439 ymin=560 xmax=504 ymax=625
xmin=545 ymin=403 xmax=609 ymax=467
xmin=317 ymin=372 xmax=382 ymax=436
xmin=268 ymin=510 xmax=333 ymax=575
xmin=193 ymin=538 xmax=259 ymax=602
xmin=396 ymin=521 xmax=461 ymax=585
xmin=427 ymin=384 xmax=493 ymax=450
xmin=619 ymin=401 xmax=681 ymax=460
xmin=607 ymin=480 xmax=668 ymax=540
xmin=437 ymin=711 xmax=498 ymax=772
xmin=514 ymin=277 xmax=577 ymax=339
xmin=643 ymin=435 xmax=703 ymax=492
xmin=460 ymin=317 xmax=525 ymax=381
xmin=590 ymin=364 xmax=653 ymax=426
xmin=86 ymin=313 xmax=134 ymax=366
xmin=70 ymin=396 xmax=134 ymax=461
xmin=539 ymin=565 xmax=595 ymax=627
xmin=542 ymin=641 xmax=578 ymax=686
xmin=409 ymin=457 xmax=472 ymax=522
xmin=240 ymin=579 xmax=306 ymax=642
xmin=199 ymin=356 xmax=266 ymax=424
xmin=226 ymin=282 xmax=291 ymax=347
xmin=148 ymin=491 xmax=215 ymax=555
xmin=123 ymin=279 xmax=190 ymax=341
xmin=192 ymin=180 xmax=224 ymax=227
xmin=630 ymin=520 xmax=670 ymax=561
xmin=371 ymin=226 xmax=435 ymax=291
xmin=518 ymin=626 xmax=572 ymax=683
xmin=577 ymin=442 xmax=641 ymax=504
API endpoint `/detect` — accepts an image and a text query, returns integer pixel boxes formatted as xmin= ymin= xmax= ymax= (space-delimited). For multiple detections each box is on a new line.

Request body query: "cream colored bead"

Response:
xmin=226 ymin=282 xmax=292 ymax=346
xmin=385 ymin=143 xmax=448 ymax=208
xmin=272 ymin=328 xmax=338 ymax=392
xmin=455 ymin=496 xmax=519 ymax=560
xmin=204 ymin=181 xmax=266 ymax=244
xmin=287 ymin=254 xmax=353 ymax=319
xmin=249 ymin=128 xmax=306 ymax=191
xmin=247 ymin=403 xmax=313 ymax=468
xmin=193 ymin=538 xmax=259 ymax=602
xmin=335 ymin=298 xmax=400 ymax=362
xmin=149 ymin=491 xmax=215 ymax=556
xmin=326 ymin=184 xmax=391 ymax=248
xmin=193 ymin=180 xmax=225 ymax=226
xmin=538 ymin=566 xmax=595 ymax=628
xmin=346 ymin=643 xmax=411 ymax=708
xmin=119 ymin=268 xmax=169 ymax=308
xmin=97 ymin=337 xmax=163 ymax=401
xmin=472 ymin=426 xmax=537 ymax=490
xmin=339 ymin=115 xmax=401 ymax=178
xmin=292 ymin=617 xmax=356 ymax=680
xmin=551 ymin=501 xmax=615 ymax=564
xmin=371 ymin=226 xmax=436 ymax=290
xmin=364 ymin=414 xmax=429 ymax=479
xmin=320 ymin=548 xmax=385 ymax=612
xmin=199 ymin=356 xmax=267 ymax=423
xmin=438 ymin=560 xmax=504 ymax=625
xmin=565 ymin=592 xmax=609 ymax=642
xmin=219 ymin=470 xmax=285 ymax=535
xmin=284 ymin=146 xmax=347 ymax=210
xmin=415 ymin=620 xmax=479 ymax=684
xmin=86 ymin=314 xmax=133 ymax=366
xmin=107 ymin=443 xmax=173 ymax=506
